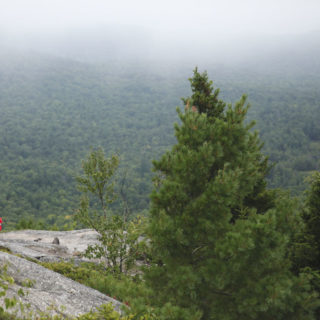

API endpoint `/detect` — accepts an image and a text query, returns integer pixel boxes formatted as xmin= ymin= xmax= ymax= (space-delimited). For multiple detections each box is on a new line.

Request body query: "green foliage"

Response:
xmin=182 ymin=67 xmax=225 ymax=119
xmin=0 ymin=264 xmax=27 ymax=319
xmin=303 ymin=172 xmax=320 ymax=267
xmin=290 ymin=172 xmax=320 ymax=317
xmin=21 ymin=279 xmax=35 ymax=288
xmin=84 ymin=215 xmax=147 ymax=274
xmin=0 ymin=247 xmax=12 ymax=254
xmin=291 ymin=172 xmax=320 ymax=272
xmin=183 ymin=68 xmax=276 ymax=220
xmin=77 ymin=303 xmax=129 ymax=320
xmin=75 ymin=148 xmax=147 ymax=274
xmin=0 ymin=53 xmax=319 ymax=227
xmin=77 ymin=303 xmax=154 ymax=320
xmin=40 ymin=261 xmax=96 ymax=284
xmin=144 ymin=71 xmax=318 ymax=319
xmin=1 ymin=259 xmax=152 ymax=319
xmin=39 ymin=260 xmax=154 ymax=318
xmin=77 ymin=148 xmax=119 ymax=214
xmin=15 ymin=217 xmax=48 ymax=230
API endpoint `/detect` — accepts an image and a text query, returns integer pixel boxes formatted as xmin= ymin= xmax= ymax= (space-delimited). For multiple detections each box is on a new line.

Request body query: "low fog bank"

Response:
xmin=1 ymin=26 xmax=319 ymax=60
xmin=1 ymin=26 xmax=320 ymax=77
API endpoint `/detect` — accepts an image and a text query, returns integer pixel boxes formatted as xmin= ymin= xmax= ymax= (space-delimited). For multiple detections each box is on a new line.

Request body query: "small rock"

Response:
xmin=34 ymin=238 xmax=42 ymax=242
xmin=72 ymin=251 xmax=82 ymax=257
xmin=52 ymin=237 xmax=60 ymax=245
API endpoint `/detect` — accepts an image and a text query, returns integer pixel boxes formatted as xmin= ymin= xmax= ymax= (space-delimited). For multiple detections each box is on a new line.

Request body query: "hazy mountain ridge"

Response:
xmin=0 ymin=34 xmax=319 ymax=226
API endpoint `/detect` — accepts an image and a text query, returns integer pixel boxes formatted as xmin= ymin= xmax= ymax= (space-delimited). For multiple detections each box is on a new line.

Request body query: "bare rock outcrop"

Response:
xmin=0 ymin=230 xmax=123 ymax=318
xmin=0 ymin=229 xmax=100 ymax=262
xmin=0 ymin=252 xmax=122 ymax=318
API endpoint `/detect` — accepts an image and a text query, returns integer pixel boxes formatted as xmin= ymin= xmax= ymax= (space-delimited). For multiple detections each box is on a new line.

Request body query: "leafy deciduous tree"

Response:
xmin=75 ymin=148 xmax=146 ymax=274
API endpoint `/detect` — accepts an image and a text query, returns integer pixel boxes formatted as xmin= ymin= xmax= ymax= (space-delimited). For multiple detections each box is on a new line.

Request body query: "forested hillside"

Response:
xmin=0 ymin=47 xmax=319 ymax=228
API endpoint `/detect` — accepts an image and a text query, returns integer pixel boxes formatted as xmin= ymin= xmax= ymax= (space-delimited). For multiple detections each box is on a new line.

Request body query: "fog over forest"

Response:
xmin=1 ymin=0 xmax=320 ymax=66
xmin=1 ymin=0 xmax=320 ymax=225
xmin=2 ymin=2 xmax=320 ymax=320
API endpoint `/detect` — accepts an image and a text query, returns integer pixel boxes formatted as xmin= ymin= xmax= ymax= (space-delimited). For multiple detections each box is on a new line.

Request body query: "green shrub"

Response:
xmin=40 ymin=261 xmax=151 ymax=307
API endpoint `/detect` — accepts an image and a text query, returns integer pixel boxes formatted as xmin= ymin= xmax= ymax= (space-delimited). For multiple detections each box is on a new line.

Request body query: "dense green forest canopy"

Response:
xmin=0 ymin=48 xmax=319 ymax=228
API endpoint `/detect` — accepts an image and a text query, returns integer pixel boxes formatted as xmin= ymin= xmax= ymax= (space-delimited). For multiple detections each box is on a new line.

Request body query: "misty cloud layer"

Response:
xmin=1 ymin=0 xmax=320 ymax=65
xmin=2 ymin=0 xmax=320 ymax=35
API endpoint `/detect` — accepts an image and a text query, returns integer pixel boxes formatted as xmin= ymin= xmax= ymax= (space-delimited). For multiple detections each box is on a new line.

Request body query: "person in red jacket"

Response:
xmin=0 ymin=217 xmax=2 ymax=231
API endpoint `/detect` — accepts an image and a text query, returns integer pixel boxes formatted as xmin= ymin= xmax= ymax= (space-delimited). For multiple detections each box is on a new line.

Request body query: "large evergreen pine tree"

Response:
xmin=182 ymin=68 xmax=275 ymax=218
xmin=144 ymin=70 xmax=317 ymax=320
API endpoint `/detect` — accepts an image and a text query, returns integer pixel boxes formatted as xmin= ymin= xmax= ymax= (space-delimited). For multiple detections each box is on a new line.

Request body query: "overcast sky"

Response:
xmin=1 ymin=0 xmax=320 ymax=37
xmin=1 ymin=0 xmax=320 ymax=64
